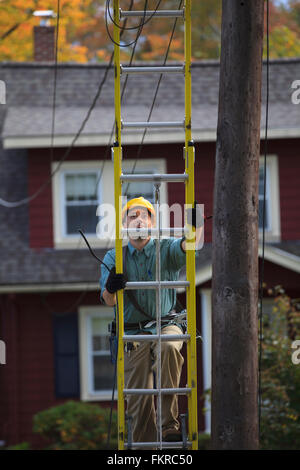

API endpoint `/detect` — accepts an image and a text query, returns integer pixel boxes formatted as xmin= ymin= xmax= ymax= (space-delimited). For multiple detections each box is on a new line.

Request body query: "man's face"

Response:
xmin=125 ymin=206 xmax=153 ymax=229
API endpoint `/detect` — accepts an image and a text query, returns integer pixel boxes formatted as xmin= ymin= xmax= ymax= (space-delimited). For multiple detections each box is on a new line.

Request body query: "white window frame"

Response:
xmin=52 ymin=161 xmax=111 ymax=249
xmin=259 ymin=155 xmax=281 ymax=242
xmin=61 ymin=169 xmax=101 ymax=238
xmin=79 ymin=305 xmax=116 ymax=401
xmin=121 ymin=158 xmax=167 ymax=204
xmin=52 ymin=159 xmax=168 ymax=249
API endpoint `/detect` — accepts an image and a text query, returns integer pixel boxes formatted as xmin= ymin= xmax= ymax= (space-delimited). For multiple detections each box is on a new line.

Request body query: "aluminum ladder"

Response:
xmin=112 ymin=0 xmax=198 ymax=450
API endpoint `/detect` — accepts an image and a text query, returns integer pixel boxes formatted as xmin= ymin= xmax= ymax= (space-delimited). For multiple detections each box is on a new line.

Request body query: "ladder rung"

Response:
xmin=125 ymin=441 xmax=192 ymax=449
xmin=123 ymin=387 xmax=191 ymax=396
xmin=125 ymin=281 xmax=189 ymax=289
xmin=121 ymin=228 xmax=185 ymax=237
xmin=123 ymin=334 xmax=190 ymax=342
xmin=120 ymin=10 xmax=184 ymax=18
xmin=120 ymin=173 xmax=188 ymax=182
xmin=121 ymin=65 xmax=184 ymax=74
xmin=122 ymin=120 xmax=185 ymax=129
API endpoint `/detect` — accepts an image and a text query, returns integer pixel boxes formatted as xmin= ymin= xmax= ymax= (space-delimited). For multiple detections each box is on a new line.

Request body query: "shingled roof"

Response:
xmin=0 ymin=58 xmax=299 ymax=289
xmin=1 ymin=58 xmax=300 ymax=148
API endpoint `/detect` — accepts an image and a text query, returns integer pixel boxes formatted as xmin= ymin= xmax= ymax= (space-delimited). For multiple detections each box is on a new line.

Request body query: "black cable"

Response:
xmin=92 ymin=0 xmax=141 ymax=198
xmin=38 ymin=0 xmax=136 ymax=319
xmin=77 ymin=228 xmax=120 ymax=450
xmin=78 ymin=229 xmax=112 ymax=272
xmin=123 ymin=0 xmax=183 ymax=197
xmin=258 ymin=0 xmax=269 ymax=441
xmin=0 ymin=53 xmax=114 ymax=208
xmin=106 ymin=295 xmax=119 ymax=450
xmin=105 ymin=0 xmax=148 ymax=48
xmin=106 ymin=0 xmax=163 ymax=31
xmin=104 ymin=3 xmax=184 ymax=446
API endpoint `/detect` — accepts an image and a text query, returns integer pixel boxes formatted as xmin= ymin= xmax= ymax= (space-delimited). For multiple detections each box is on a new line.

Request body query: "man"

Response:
xmin=100 ymin=197 xmax=203 ymax=444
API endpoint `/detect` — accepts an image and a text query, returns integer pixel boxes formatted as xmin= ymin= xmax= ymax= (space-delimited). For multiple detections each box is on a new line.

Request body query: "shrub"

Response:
xmin=259 ymin=286 xmax=300 ymax=449
xmin=5 ymin=442 xmax=31 ymax=450
xmin=198 ymin=433 xmax=211 ymax=450
xmin=32 ymin=401 xmax=118 ymax=450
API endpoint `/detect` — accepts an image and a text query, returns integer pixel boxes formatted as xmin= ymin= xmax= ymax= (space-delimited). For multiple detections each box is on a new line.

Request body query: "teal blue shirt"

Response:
xmin=100 ymin=238 xmax=186 ymax=334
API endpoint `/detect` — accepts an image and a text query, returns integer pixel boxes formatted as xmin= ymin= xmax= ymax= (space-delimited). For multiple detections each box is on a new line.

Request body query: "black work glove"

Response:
xmin=105 ymin=267 xmax=126 ymax=294
xmin=187 ymin=201 xmax=204 ymax=228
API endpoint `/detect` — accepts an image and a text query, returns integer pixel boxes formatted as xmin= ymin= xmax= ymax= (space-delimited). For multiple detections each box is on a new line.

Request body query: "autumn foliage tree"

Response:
xmin=0 ymin=0 xmax=299 ymax=62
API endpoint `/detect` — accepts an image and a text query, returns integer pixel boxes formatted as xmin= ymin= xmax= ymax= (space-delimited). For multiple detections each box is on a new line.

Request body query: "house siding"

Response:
xmin=28 ymin=138 xmax=300 ymax=249
xmin=28 ymin=142 xmax=216 ymax=248
xmin=0 ymin=288 xmax=204 ymax=448
xmin=278 ymin=147 xmax=300 ymax=241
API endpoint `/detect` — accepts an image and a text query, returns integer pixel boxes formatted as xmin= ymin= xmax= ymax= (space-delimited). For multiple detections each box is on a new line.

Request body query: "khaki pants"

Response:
xmin=124 ymin=324 xmax=184 ymax=443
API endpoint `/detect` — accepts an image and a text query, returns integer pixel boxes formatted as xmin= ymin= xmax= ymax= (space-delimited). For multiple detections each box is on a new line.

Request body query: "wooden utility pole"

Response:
xmin=211 ymin=0 xmax=265 ymax=449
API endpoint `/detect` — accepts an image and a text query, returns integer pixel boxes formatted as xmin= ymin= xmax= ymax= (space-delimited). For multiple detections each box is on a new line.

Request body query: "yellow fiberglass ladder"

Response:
xmin=112 ymin=0 xmax=198 ymax=450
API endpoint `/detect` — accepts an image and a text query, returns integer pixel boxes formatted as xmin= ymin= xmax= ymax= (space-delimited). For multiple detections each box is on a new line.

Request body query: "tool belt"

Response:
xmin=108 ymin=312 xmax=183 ymax=334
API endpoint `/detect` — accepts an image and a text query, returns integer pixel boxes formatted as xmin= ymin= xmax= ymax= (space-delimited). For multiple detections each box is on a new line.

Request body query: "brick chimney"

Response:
xmin=34 ymin=26 xmax=55 ymax=61
xmin=33 ymin=11 xmax=56 ymax=62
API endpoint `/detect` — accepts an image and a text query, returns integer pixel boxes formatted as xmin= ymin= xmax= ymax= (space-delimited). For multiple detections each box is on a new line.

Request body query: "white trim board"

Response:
xmin=200 ymin=288 xmax=212 ymax=434
xmin=0 ymin=282 xmax=100 ymax=293
xmin=78 ymin=305 xmax=116 ymax=402
xmin=3 ymin=127 xmax=300 ymax=149
xmin=258 ymin=244 xmax=300 ymax=273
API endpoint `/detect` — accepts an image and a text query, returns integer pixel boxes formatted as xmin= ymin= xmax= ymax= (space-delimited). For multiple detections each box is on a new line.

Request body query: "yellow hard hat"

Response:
xmin=122 ymin=197 xmax=156 ymax=222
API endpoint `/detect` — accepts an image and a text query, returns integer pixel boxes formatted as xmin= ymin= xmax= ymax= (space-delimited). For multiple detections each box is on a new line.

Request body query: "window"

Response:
xmin=88 ymin=314 xmax=115 ymax=392
xmin=52 ymin=159 xmax=167 ymax=248
xmin=258 ymin=155 xmax=281 ymax=241
xmin=122 ymin=160 xmax=167 ymax=205
xmin=79 ymin=306 xmax=115 ymax=401
xmin=63 ymin=172 xmax=100 ymax=235
xmin=258 ymin=164 xmax=271 ymax=231
xmin=122 ymin=170 xmax=156 ymax=204
xmin=52 ymin=161 xmax=111 ymax=248
xmin=53 ymin=312 xmax=80 ymax=398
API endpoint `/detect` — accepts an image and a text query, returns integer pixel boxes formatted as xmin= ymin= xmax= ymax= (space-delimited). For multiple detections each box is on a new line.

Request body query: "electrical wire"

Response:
xmin=106 ymin=0 xmax=184 ymax=449
xmin=78 ymin=229 xmax=111 ymax=272
xmin=105 ymin=0 xmax=148 ymax=48
xmin=123 ymin=0 xmax=183 ymax=197
xmin=92 ymin=1 xmax=142 ymax=199
xmin=1 ymin=0 xmax=187 ymax=445
xmin=0 ymin=1 xmax=143 ymax=208
xmin=37 ymin=0 xmax=137 ymax=318
xmin=106 ymin=0 xmax=163 ymax=31
xmin=0 ymin=32 xmax=115 ymax=208
xmin=258 ymin=0 xmax=269 ymax=441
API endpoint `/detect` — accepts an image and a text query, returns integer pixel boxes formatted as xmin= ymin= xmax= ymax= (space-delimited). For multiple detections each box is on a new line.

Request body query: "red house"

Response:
xmin=0 ymin=30 xmax=300 ymax=447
